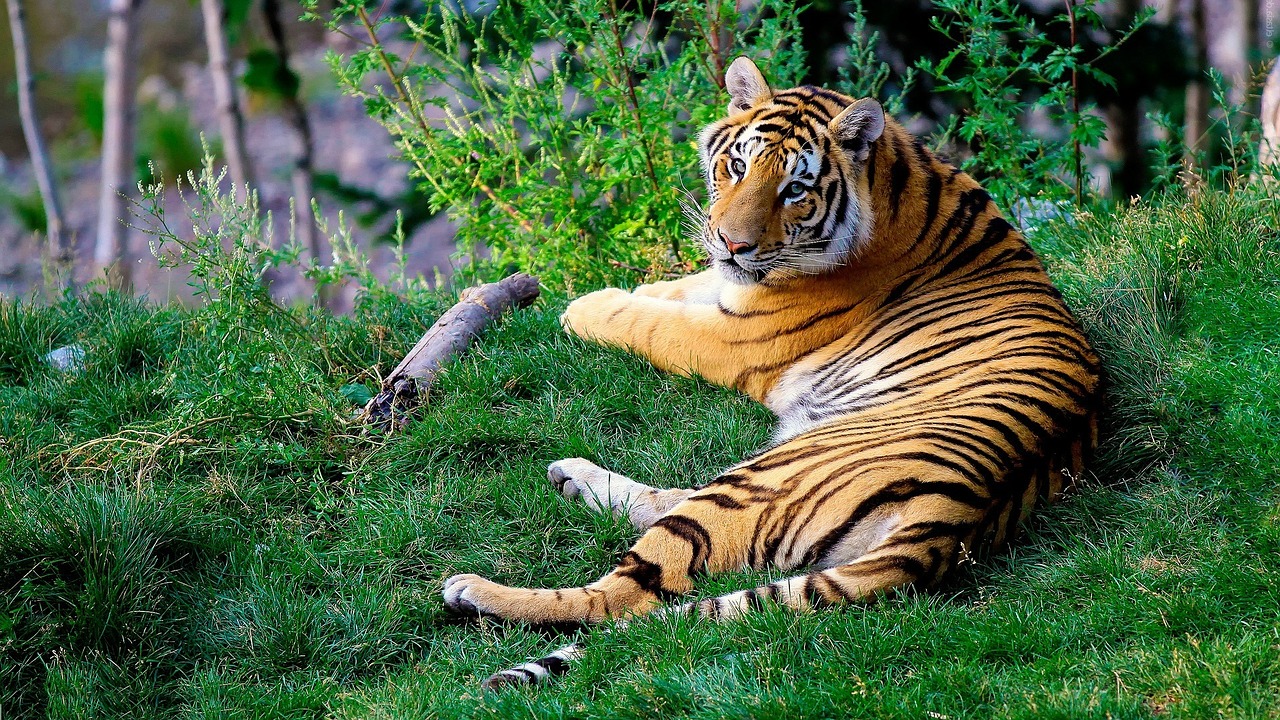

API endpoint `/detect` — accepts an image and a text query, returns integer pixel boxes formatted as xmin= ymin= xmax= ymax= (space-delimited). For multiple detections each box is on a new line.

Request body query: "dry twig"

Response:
xmin=362 ymin=273 xmax=541 ymax=430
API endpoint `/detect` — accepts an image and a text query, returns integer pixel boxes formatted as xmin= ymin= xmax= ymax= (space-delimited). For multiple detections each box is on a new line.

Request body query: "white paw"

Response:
xmin=547 ymin=458 xmax=608 ymax=500
xmin=442 ymin=573 xmax=490 ymax=615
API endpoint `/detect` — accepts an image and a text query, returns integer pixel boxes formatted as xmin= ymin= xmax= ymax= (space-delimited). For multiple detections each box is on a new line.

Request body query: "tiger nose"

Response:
xmin=718 ymin=230 xmax=756 ymax=255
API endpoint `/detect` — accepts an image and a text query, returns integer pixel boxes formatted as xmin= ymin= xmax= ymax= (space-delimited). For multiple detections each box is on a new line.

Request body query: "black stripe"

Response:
xmin=924 ymin=188 xmax=991 ymax=264
xmin=804 ymin=575 xmax=835 ymax=608
xmin=614 ymin=551 xmax=680 ymax=601
xmin=806 ymin=477 xmax=989 ymax=565
xmin=828 ymin=164 xmax=850 ymax=232
xmin=935 ymin=217 xmax=1014 ymax=279
xmin=888 ymin=133 xmax=911 ymax=221
xmin=536 ymin=655 xmax=572 ymax=676
xmin=914 ymin=168 xmax=943 ymax=246
xmin=705 ymin=598 xmax=720 ymax=619
xmin=707 ymin=126 xmax=737 ymax=158
xmin=716 ymin=300 xmax=786 ymax=319
xmin=766 ymin=300 xmax=857 ymax=341
xmin=818 ymin=572 xmax=856 ymax=603
xmin=763 ymin=583 xmax=780 ymax=603
xmin=653 ymin=515 xmax=713 ymax=576
xmin=686 ymin=492 xmax=746 ymax=510
xmin=853 ymin=554 xmax=927 ymax=581
xmin=878 ymin=520 xmax=974 ymax=549
xmin=882 ymin=273 xmax=922 ymax=306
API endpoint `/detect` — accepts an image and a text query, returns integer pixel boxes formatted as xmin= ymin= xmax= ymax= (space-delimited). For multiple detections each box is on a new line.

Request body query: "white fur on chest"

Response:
xmin=764 ymin=350 xmax=893 ymax=442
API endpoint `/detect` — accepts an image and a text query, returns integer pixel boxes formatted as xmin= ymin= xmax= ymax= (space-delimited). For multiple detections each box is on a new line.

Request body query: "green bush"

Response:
xmin=919 ymin=0 xmax=1149 ymax=207
xmin=0 ymin=183 xmax=48 ymax=235
xmin=306 ymin=0 xmax=807 ymax=290
xmin=136 ymin=103 xmax=207 ymax=187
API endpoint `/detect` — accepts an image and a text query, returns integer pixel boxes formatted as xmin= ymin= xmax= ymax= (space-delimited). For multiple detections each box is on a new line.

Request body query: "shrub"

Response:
xmin=306 ymin=0 xmax=808 ymax=290
xmin=918 ymin=0 xmax=1151 ymax=208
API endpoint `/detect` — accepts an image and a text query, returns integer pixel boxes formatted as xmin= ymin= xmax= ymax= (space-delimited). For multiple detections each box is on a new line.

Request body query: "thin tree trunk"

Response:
xmin=200 ymin=0 xmax=253 ymax=201
xmin=6 ymin=0 xmax=72 ymax=288
xmin=1107 ymin=0 xmax=1145 ymax=198
xmin=1257 ymin=57 xmax=1280 ymax=173
xmin=262 ymin=0 xmax=325 ymax=305
xmin=94 ymin=0 xmax=143 ymax=290
xmin=1241 ymin=0 xmax=1259 ymax=68
xmin=1183 ymin=0 xmax=1209 ymax=186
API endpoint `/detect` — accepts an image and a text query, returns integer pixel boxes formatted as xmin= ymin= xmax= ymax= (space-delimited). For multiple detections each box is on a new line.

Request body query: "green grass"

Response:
xmin=2 ymin=188 xmax=1279 ymax=718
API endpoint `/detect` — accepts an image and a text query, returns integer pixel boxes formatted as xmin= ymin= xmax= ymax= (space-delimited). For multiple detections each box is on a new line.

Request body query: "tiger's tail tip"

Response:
xmin=480 ymin=669 xmax=534 ymax=691
xmin=480 ymin=643 xmax=583 ymax=691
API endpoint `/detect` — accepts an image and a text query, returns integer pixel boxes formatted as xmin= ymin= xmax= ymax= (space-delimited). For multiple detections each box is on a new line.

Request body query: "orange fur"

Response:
xmin=444 ymin=59 xmax=1102 ymax=689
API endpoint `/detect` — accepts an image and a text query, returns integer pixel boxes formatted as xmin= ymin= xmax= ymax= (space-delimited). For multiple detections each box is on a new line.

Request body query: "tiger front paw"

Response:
xmin=632 ymin=281 xmax=680 ymax=300
xmin=547 ymin=456 xmax=606 ymax=502
xmin=560 ymin=288 xmax=629 ymax=340
xmin=443 ymin=573 xmax=508 ymax=619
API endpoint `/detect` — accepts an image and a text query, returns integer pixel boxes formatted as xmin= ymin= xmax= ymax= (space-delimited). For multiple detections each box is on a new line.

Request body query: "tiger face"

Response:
xmin=698 ymin=58 xmax=886 ymax=285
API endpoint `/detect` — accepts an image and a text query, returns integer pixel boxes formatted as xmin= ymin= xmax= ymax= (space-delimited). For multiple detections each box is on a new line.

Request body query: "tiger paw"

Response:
xmin=560 ymin=288 xmax=629 ymax=339
xmin=630 ymin=282 xmax=665 ymax=299
xmin=443 ymin=573 xmax=507 ymax=619
xmin=547 ymin=457 xmax=608 ymax=500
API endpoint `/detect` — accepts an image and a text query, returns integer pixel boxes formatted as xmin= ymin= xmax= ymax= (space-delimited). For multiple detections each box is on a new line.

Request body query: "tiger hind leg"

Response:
xmin=444 ymin=497 xmax=748 ymax=625
xmin=549 ymin=458 xmax=694 ymax=530
xmin=662 ymin=539 xmax=958 ymax=621
xmin=477 ymin=515 xmax=976 ymax=689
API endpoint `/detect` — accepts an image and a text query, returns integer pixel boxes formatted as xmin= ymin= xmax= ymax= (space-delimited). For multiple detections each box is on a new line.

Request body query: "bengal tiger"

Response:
xmin=442 ymin=57 xmax=1102 ymax=689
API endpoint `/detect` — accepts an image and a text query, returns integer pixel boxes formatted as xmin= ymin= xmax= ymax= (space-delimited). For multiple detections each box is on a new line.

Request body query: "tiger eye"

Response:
xmin=730 ymin=157 xmax=746 ymax=176
xmin=785 ymin=181 xmax=807 ymax=198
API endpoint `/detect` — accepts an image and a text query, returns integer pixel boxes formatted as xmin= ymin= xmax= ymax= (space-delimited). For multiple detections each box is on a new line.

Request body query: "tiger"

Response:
xmin=442 ymin=56 xmax=1102 ymax=689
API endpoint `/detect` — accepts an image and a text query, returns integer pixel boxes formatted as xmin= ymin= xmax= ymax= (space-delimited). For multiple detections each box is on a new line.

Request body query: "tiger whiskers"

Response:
xmin=675 ymin=179 xmax=712 ymax=257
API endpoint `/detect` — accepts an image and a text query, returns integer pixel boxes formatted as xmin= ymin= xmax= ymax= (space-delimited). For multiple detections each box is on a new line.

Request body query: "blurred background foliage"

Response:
xmin=1 ymin=0 xmax=1278 ymax=296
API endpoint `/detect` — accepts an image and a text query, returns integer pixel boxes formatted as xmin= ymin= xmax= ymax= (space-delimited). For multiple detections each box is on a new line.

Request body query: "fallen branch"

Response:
xmin=362 ymin=272 xmax=541 ymax=430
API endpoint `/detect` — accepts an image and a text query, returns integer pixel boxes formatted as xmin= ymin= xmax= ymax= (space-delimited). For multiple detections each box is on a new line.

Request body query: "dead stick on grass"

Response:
xmin=362 ymin=272 xmax=541 ymax=430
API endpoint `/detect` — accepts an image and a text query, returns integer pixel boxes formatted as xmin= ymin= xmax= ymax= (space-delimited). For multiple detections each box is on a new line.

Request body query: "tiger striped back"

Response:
xmin=442 ymin=57 xmax=1102 ymax=689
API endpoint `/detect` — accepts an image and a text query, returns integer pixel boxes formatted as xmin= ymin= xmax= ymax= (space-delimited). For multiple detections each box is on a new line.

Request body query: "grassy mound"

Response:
xmin=2 ymin=189 xmax=1278 ymax=718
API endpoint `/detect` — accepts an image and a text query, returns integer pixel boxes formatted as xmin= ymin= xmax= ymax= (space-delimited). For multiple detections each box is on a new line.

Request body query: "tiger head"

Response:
xmin=697 ymin=57 xmax=885 ymax=285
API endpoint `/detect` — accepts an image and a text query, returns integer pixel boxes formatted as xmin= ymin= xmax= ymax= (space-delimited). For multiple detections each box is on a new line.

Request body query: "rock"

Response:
xmin=42 ymin=343 xmax=85 ymax=373
xmin=1009 ymin=197 xmax=1073 ymax=234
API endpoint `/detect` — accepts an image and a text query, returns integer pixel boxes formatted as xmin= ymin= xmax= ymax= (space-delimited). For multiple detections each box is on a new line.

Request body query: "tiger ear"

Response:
xmin=831 ymin=98 xmax=885 ymax=161
xmin=725 ymin=57 xmax=772 ymax=114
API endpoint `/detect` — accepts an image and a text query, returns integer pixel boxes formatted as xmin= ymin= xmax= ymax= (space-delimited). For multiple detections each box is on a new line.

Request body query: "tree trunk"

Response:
xmin=261 ymin=0 xmax=325 ymax=304
xmin=200 ymin=0 xmax=253 ymax=201
xmin=1105 ymin=0 xmax=1145 ymax=198
xmin=6 ymin=0 xmax=72 ymax=288
xmin=94 ymin=0 xmax=143 ymax=290
xmin=1258 ymin=57 xmax=1280 ymax=173
xmin=1183 ymin=0 xmax=1209 ymax=186
xmin=1241 ymin=0 xmax=1259 ymax=69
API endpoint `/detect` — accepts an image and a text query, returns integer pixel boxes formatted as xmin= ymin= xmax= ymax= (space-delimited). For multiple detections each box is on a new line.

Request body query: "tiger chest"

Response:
xmin=763 ymin=340 xmax=897 ymax=442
